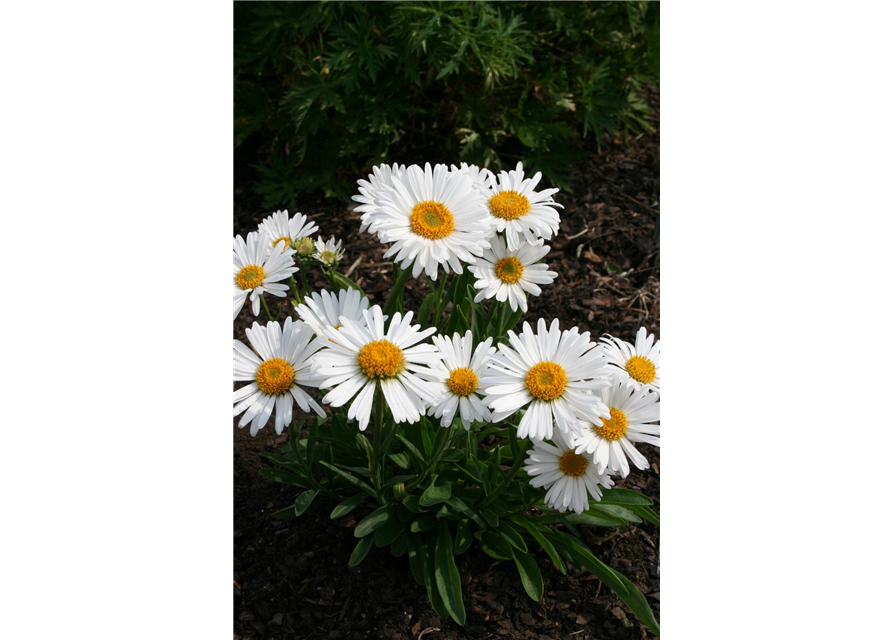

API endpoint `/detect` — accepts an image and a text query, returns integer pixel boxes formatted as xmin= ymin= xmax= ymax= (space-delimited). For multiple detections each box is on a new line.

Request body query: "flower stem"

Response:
xmin=371 ymin=385 xmax=385 ymax=504
xmin=259 ymin=295 xmax=274 ymax=322
xmin=477 ymin=437 xmax=530 ymax=510
xmin=383 ymin=265 xmax=412 ymax=318
xmin=289 ymin=275 xmax=301 ymax=302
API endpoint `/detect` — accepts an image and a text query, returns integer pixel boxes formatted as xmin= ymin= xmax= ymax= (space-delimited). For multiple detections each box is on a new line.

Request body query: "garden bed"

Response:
xmin=234 ymin=107 xmax=660 ymax=639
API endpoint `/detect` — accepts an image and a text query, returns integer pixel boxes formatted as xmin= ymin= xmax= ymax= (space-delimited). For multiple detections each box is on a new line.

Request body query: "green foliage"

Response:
xmin=234 ymin=1 xmax=659 ymax=205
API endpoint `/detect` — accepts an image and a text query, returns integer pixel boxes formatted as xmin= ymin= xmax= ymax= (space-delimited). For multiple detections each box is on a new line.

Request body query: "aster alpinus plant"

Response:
xmin=233 ymin=162 xmax=661 ymax=635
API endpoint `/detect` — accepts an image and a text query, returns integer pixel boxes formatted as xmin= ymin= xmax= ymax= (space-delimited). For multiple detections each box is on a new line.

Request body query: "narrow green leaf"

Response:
xmin=424 ymin=535 xmax=450 ymax=619
xmin=395 ymin=434 xmax=426 ymax=466
xmin=390 ymin=531 xmax=409 ymax=558
xmin=410 ymin=516 xmax=438 ymax=533
xmin=546 ymin=531 xmax=628 ymax=597
xmin=597 ymin=488 xmax=653 ymax=506
xmin=591 ymin=504 xmax=642 ymax=524
xmin=402 ymin=495 xmax=424 ymax=513
xmin=330 ymin=493 xmax=367 ymax=519
xmin=481 ymin=509 xmax=499 ymax=528
xmin=613 ymin=568 xmax=661 ymax=636
xmin=445 ymin=496 xmax=485 ymax=529
xmin=375 ymin=509 xmax=405 ymax=547
xmin=354 ymin=506 xmax=391 ymax=538
xmin=331 ymin=271 xmax=365 ymax=295
xmin=454 ymin=519 xmax=473 ymax=555
xmin=418 ymin=293 xmax=436 ymax=327
xmin=349 ymin=535 xmax=374 ymax=567
xmin=294 ymin=490 xmax=318 ymax=516
xmin=271 ymin=505 xmax=297 ymax=520
xmin=258 ymin=468 xmax=310 ymax=488
xmin=496 ymin=522 xmax=528 ymax=552
xmin=420 ymin=481 xmax=451 ymax=507
xmin=515 ymin=519 xmax=566 ymax=575
xmin=563 ymin=512 xmax=627 ymax=528
xmin=388 ymin=452 xmax=411 ymax=469
xmin=435 ymin=522 xmax=467 ymax=626
xmin=318 ymin=460 xmax=376 ymax=497
xmin=407 ymin=533 xmax=426 ymax=586
xmin=628 ymin=504 xmax=661 ymax=526
xmin=511 ymin=547 xmax=544 ymax=601
xmin=478 ymin=531 xmax=513 ymax=560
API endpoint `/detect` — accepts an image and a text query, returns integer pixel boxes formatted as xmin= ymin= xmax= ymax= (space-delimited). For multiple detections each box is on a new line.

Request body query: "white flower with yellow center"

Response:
xmin=353 ymin=163 xmax=407 ymax=234
xmin=233 ymin=232 xmax=299 ymax=320
xmin=524 ymin=429 xmax=614 ymax=514
xmin=364 ymin=162 xmax=492 ymax=279
xmin=295 ymin=288 xmax=374 ymax=342
xmin=233 ymin=317 xmax=326 ymax=436
xmin=313 ymin=236 xmax=344 ymax=266
xmin=312 ymin=305 xmax=441 ymax=431
xmin=258 ymin=209 xmax=319 ymax=252
xmin=572 ymin=372 xmax=660 ymax=478
xmin=480 ymin=162 xmax=563 ymax=251
xmin=428 ymin=331 xmax=496 ymax=429
xmin=469 ymin=235 xmax=558 ymax=312
xmin=601 ymin=326 xmax=660 ymax=395
xmin=480 ymin=319 xmax=612 ymax=441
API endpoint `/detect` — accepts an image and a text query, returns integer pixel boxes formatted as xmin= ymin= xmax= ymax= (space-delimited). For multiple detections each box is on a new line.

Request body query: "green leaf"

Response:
xmin=515 ymin=519 xmax=566 ymax=575
xmin=628 ymin=504 xmax=660 ymax=526
xmin=295 ymin=490 xmax=318 ymax=516
xmin=395 ymin=434 xmax=426 ymax=467
xmin=388 ymin=452 xmax=411 ymax=469
xmin=511 ymin=547 xmax=544 ymax=601
xmin=496 ymin=522 xmax=528 ymax=552
xmin=402 ymin=495 xmax=424 ymax=513
xmin=349 ymin=535 xmax=374 ymax=567
xmin=454 ymin=519 xmax=473 ymax=555
xmin=407 ymin=533 xmax=426 ymax=586
xmin=355 ymin=506 xmax=391 ymax=538
xmin=597 ymin=488 xmax=653 ymax=506
xmin=420 ymin=480 xmax=451 ymax=507
xmin=481 ymin=509 xmax=499 ymax=528
xmin=411 ymin=516 xmax=438 ymax=533
xmin=435 ymin=522 xmax=466 ymax=626
xmin=445 ymin=496 xmax=485 ymax=529
xmin=331 ymin=271 xmax=365 ymax=295
xmin=424 ymin=535 xmax=450 ymax=619
xmin=546 ymin=531 xmax=628 ymax=597
xmin=418 ymin=293 xmax=436 ymax=327
xmin=318 ymin=460 xmax=376 ymax=497
xmin=563 ymin=512 xmax=627 ymax=528
xmin=384 ymin=474 xmax=416 ymax=487
xmin=478 ymin=531 xmax=513 ymax=560
xmin=375 ymin=509 xmax=405 ymax=547
xmin=330 ymin=493 xmax=367 ymax=519
xmin=390 ymin=531 xmax=409 ymax=557
xmin=258 ymin=468 xmax=310 ymax=488
xmin=271 ymin=505 xmax=297 ymax=520
xmin=613 ymin=567 xmax=661 ymax=636
xmin=591 ymin=504 xmax=642 ymax=524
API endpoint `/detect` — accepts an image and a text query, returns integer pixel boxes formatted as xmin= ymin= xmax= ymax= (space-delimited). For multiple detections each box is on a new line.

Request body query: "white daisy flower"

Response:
xmin=469 ymin=235 xmax=558 ymax=312
xmin=428 ymin=331 xmax=496 ymax=429
xmin=233 ymin=231 xmax=299 ymax=320
xmin=233 ymin=317 xmax=326 ymax=436
xmin=313 ymin=236 xmax=345 ymax=266
xmin=353 ymin=163 xmax=406 ymax=234
xmin=295 ymin=288 xmax=373 ymax=341
xmin=258 ymin=209 xmax=319 ymax=252
xmin=480 ymin=318 xmax=612 ymax=441
xmin=524 ymin=429 xmax=614 ymax=514
xmin=450 ymin=162 xmax=493 ymax=187
xmin=313 ymin=305 xmax=442 ymax=431
xmin=601 ymin=326 xmax=660 ymax=395
xmin=572 ymin=372 xmax=660 ymax=478
xmin=364 ymin=162 xmax=493 ymax=280
xmin=480 ymin=162 xmax=563 ymax=250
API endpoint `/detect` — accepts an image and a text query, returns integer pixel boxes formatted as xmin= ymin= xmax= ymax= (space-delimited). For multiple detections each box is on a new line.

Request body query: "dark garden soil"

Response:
xmin=234 ymin=103 xmax=660 ymax=640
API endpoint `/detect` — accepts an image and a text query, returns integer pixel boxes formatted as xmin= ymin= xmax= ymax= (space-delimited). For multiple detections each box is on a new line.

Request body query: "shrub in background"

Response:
xmin=234 ymin=1 xmax=659 ymax=205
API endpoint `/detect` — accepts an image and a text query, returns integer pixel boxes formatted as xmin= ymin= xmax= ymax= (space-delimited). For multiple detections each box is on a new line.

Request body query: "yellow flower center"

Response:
xmin=236 ymin=265 xmax=265 ymax=290
xmin=626 ymin=355 xmax=656 ymax=384
xmin=447 ymin=367 xmax=478 ymax=397
xmin=410 ymin=200 xmax=455 ymax=240
xmin=558 ymin=450 xmax=588 ymax=478
xmin=488 ymin=190 xmax=531 ymax=220
xmin=319 ymin=250 xmax=339 ymax=263
xmin=494 ymin=256 xmax=524 ymax=284
xmin=271 ymin=236 xmax=293 ymax=251
xmin=357 ymin=340 xmax=405 ymax=379
xmin=525 ymin=361 xmax=567 ymax=401
xmin=255 ymin=358 xmax=295 ymax=395
xmin=593 ymin=407 xmax=628 ymax=441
